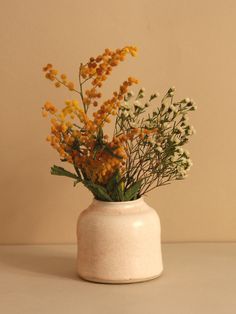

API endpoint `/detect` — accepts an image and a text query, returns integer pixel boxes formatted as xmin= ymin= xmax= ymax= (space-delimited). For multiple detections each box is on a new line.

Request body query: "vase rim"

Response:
xmin=92 ymin=196 xmax=145 ymax=205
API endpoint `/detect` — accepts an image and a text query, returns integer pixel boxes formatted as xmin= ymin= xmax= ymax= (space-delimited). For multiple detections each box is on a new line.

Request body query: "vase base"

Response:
xmin=78 ymin=271 xmax=163 ymax=284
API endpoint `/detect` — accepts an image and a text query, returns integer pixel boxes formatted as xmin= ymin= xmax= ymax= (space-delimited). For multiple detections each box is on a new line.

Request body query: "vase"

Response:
xmin=76 ymin=197 xmax=163 ymax=283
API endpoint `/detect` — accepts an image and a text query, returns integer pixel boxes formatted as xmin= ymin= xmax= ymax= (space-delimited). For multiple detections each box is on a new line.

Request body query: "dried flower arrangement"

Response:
xmin=42 ymin=46 xmax=196 ymax=201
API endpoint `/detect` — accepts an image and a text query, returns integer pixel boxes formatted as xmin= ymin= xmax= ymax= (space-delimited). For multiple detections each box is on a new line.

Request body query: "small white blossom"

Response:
xmin=171 ymin=155 xmax=178 ymax=162
xmin=122 ymin=110 xmax=130 ymax=118
xmin=156 ymin=145 xmax=163 ymax=153
xmin=147 ymin=138 xmax=156 ymax=145
xmin=130 ymin=121 xmax=138 ymax=128
xmin=184 ymin=98 xmax=190 ymax=103
xmin=134 ymin=100 xmax=144 ymax=109
xmin=129 ymin=112 xmax=135 ymax=119
xmin=181 ymin=171 xmax=188 ymax=178
xmin=177 ymin=147 xmax=184 ymax=154
xmin=169 ymin=104 xmax=178 ymax=113
xmin=179 ymin=156 xmax=187 ymax=163
xmin=128 ymin=91 xmax=134 ymax=96
xmin=173 ymin=137 xmax=181 ymax=144
xmin=183 ymin=115 xmax=189 ymax=122
xmin=121 ymin=102 xmax=132 ymax=110
xmin=144 ymin=121 xmax=155 ymax=128
xmin=186 ymin=160 xmax=193 ymax=170
xmin=190 ymin=126 xmax=196 ymax=135
xmin=184 ymin=150 xmax=190 ymax=157
xmin=176 ymin=126 xmax=184 ymax=133
xmin=163 ymin=122 xmax=170 ymax=128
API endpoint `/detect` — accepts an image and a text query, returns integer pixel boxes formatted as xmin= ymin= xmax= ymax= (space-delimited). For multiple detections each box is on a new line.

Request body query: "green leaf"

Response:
xmin=106 ymin=169 xmax=120 ymax=193
xmin=92 ymin=127 xmax=106 ymax=159
xmin=81 ymin=169 xmax=89 ymax=181
xmin=97 ymin=126 xmax=104 ymax=141
xmin=124 ymin=181 xmax=142 ymax=201
xmin=51 ymin=165 xmax=79 ymax=180
xmin=83 ymin=181 xmax=112 ymax=201
xmin=116 ymin=183 xmax=125 ymax=201
xmin=106 ymin=170 xmax=125 ymax=201
xmin=93 ymin=144 xmax=100 ymax=159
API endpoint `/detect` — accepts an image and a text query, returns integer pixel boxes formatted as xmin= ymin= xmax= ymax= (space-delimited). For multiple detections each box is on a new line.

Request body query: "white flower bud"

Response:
xmin=188 ymin=160 xmax=193 ymax=167
xmin=171 ymin=155 xmax=178 ymax=162
xmin=121 ymin=102 xmax=132 ymax=110
xmin=176 ymin=126 xmax=184 ymax=133
xmin=134 ymin=100 xmax=144 ymax=108
xmin=177 ymin=147 xmax=184 ymax=154
xmin=169 ymin=104 xmax=177 ymax=112
xmin=184 ymin=98 xmax=190 ymax=103
xmin=163 ymin=122 xmax=170 ymax=128
xmin=130 ymin=121 xmax=138 ymax=128
xmin=129 ymin=112 xmax=135 ymax=119
xmin=190 ymin=126 xmax=196 ymax=134
xmin=157 ymin=145 xmax=163 ymax=153
xmin=129 ymin=91 xmax=134 ymax=96
xmin=174 ymin=137 xmax=181 ymax=144
xmin=184 ymin=150 xmax=190 ymax=157
xmin=183 ymin=115 xmax=189 ymax=122
xmin=123 ymin=110 xmax=129 ymax=118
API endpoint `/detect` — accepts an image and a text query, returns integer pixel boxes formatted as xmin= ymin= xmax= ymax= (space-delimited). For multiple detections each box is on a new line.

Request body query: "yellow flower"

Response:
xmin=43 ymin=101 xmax=57 ymax=114
xmin=67 ymin=82 xmax=75 ymax=91
xmin=42 ymin=45 xmax=139 ymax=185
xmin=124 ymin=46 xmax=138 ymax=57
xmin=72 ymin=100 xmax=79 ymax=106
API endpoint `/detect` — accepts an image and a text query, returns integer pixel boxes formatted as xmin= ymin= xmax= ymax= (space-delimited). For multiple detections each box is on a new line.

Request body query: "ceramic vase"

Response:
xmin=77 ymin=197 xmax=163 ymax=283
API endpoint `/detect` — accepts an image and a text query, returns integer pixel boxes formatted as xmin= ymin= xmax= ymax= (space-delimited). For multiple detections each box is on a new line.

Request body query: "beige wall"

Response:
xmin=1 ymin=0 xmax=236 ymax=244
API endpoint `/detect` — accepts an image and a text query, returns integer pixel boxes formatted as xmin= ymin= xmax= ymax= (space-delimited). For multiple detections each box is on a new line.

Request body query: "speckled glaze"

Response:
xmin=77 ymin=197 xmax=163 ymax=283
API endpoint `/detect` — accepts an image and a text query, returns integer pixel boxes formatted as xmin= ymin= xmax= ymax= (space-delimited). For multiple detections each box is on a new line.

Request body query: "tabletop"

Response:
xmin=0 ymin=243 xmax=236 ymax=314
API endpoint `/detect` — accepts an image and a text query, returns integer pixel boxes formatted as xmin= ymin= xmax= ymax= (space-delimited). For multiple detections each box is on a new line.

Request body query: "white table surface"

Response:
xmin=0 ymin=243 xmax=236 ymax=314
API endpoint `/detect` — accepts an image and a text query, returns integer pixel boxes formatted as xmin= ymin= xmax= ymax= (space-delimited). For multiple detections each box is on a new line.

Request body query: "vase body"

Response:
xmin=77 ymin=197 xmax=163 ymax=283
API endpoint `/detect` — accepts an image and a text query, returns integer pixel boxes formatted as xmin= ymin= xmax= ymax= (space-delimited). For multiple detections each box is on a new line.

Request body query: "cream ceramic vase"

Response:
xmin=77 ymin=197 xmax=163 ymax=283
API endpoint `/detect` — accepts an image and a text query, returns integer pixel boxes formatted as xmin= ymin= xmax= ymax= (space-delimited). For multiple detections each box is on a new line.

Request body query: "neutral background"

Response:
xmin=1 ymin=0 xmax=236 ymax=244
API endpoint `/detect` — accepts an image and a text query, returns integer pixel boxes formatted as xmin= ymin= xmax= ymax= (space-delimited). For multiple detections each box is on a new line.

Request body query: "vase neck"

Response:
xmin=89 ymin=197 xmax=150 ymax=214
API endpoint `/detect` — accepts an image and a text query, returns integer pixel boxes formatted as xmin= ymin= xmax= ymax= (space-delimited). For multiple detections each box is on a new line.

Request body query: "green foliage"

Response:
xmin=106 ymin=170 xmax=125 ymax=201
xmin=49 ymin=87 xmax=196 ymax=201
xmin=124 ymin=181 xmax=142 ymax=201
xmin=82 ymin=181 xmax=112 ymax=201
xmin=50 ymin=166 xmax=142 ymax=202
xmin=51 ymin=165 xmax=79 ymax=180
xmin=93 ymin=127 xmax=122 ymax=160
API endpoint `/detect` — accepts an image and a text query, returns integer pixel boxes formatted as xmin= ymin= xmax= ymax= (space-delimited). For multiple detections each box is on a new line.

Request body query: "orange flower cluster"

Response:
xmin=80 ymin=46 xmax=138 ymax=108
xmin=74 ymin=145 xmax=127 ymax=183
xmin=43 ymin=100 xmax=129 ymax=183
xmin=93 ymin=77 xmax=138 ymax=127
xmin=44 ymin=116 xmax=72 ymax=163
xmin=42 ymin=45 xmax=140 ymax=184
xmin=42 ymin=101 xmax=57 ymax=117
xmin=43 ymin=64 xmax=76 ymax=91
